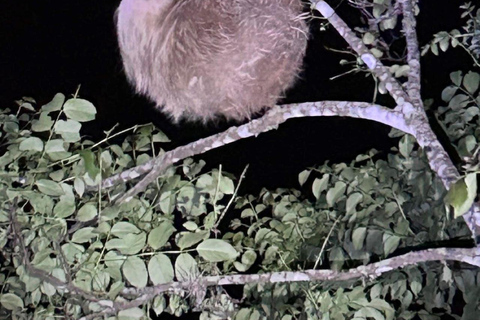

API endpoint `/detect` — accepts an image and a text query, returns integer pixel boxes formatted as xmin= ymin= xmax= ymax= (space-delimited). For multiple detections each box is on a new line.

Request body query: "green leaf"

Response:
xmin=78 ymin=150 xmax=100 ymax=180
xmin=31 ymin=112 xmax=54 ymax=132
xmin=63 ymin=98 xmax=97 ymax=122
xmin=298 ymin=169 xmax=311 ymax=186
xmin=105 ymin=232 xmax=146 ymax=255
xmin=71 ymin=227 xmax=96 ymax=243
xmin=450 ymin=71 xmax=463 ymax=86
xmin=326 ymin=181 xmax=346 ymax=207
xmin=118 ymin=308 xmax=145 ymax=320
xmin=312 ymin=174 xmax=330 ymax=200
xmin=111 ymin=221 xmax=141 ymax=238
xmin=383 ymin=234 xmax=400 ymax=256
xmin=123 ymin=256 xmax=148 ymax=288
xmin=346 ymin=193 xmax=363 ymax=215
xmin=175 ymin=253 xmax=199 ymax=281
xmin=196 ymin=239 xmax=239 ymax=262
xmin=0 ymin=293 xmax=24 ymax=310
xmin=176 ymin=231 xmax=209 ymax=250
xmin=441 ymin=85 xmax=457 ymax=102
xmin=148 ymin=253 xmax=174 ymax=285
xmin=54 ymin=119 xmax=82 ymax=142
xmin=445 ymin=174 xmax=477 ymax=218
xmin=36 ymin=179 xmax=64 ymax=196
xmin=148 ymin=222 xmax=176 ymax=250
xmin=220 ymin=176 xmax=235 ymax=194
xmin=77 ymin=203 xmax=97 ymax=222
xmin=19 ymin=137 xmax=43 ymax=152
xmin=352 ymin=227 xmax=367 ymax=250
xmin=463 ymin=71 xmax=480 ymax=94
xmin=363 ymin=32 xmax=375 ymax=45
xmin=41 ymin=93 xmax=65 ymax=113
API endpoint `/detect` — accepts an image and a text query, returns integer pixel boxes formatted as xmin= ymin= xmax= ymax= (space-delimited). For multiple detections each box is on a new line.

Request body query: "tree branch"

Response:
xmin=80 ymin=247 xmax=480 ymax=319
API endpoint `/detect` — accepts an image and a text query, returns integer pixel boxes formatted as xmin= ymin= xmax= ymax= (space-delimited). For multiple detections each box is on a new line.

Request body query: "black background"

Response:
xmin=0 ymin=0 xmax=468 ymax=193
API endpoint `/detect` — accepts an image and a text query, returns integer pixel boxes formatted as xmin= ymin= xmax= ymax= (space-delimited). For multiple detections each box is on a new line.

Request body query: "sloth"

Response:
xmin=116 ymin=0 xmax=308 ymax=122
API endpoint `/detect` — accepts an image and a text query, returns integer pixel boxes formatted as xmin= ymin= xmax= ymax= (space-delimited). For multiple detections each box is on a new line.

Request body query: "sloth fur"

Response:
xmin=116 ymin=0 xmax=308 ymax=122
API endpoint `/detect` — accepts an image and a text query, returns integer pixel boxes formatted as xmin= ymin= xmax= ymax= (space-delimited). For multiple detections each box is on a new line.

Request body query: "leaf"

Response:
xmin=352 ymin=227 xmax=367 ymax=250
xmin=196 ymin=239 xmax=239 ymax=262
xmin=32 ymin=112 xmax=54 ymax=132
xmin=346 ymin=193 xmax=363 ymax=214
xmin=326 ymin=181 xmax=346 ymax=207
xmin=36 ymin=179 xmax=64 ymax=196
xmin=19 ymin=137 xmax=43 ymax=152
xmin=111 ymin=221 xmax=141 ymax=238
xmin=54 ymin=119 xmax=82 ymax=142
xmin=105 ymin=232 xmax=146 ymax=255
xmin=312 ymin=174 xmax=329 ymax=200
xmin=363 ymin=32 xmax=375 ymax=45
xmin=176 ymin=231 xmax=209 ymax=250
xmin=41 ymin=93 xmax=65 ymax=112
xmin=78 ymin=150 xmax=100 ymax=180
xmin=219 ymin=176 xmax=235 ymax=194
xmin=77 ymin=203 xmax=97 ymax=222
xmin=450 ymin=71 xmax=463 ymax=86
xmin=298 ymin=169 xmax=311 ymax=186
xmin=448 ymin=94 xmax=470 ymax=110
xmin=63 ymin=98 xmax=97 ymax=122
xmin=383 ymin=234 xmax=400 ymax=256
xmin=463 ymin=71 xmax=480 ymax=94
xmin=175 ymin=253 xmax=199 ymax=281
xmin=0 ymin=293 xmax=24 ymax=310
xmin=445 ymin=174 xmax=477 ymax=218
xmin=148 ymin=253 xmax=174 ymax=285
xmin=71 ymin=227 xmax=96 ymax=243
xmin=441 ymin=85 xmax=457 ymax=102
xmin=148 ymin=222 xmax=176 ymax=250
xmin=123 ymin=256 xmax=148 ymax=288
xmin=118 ymin=308 xmax=145 ymax=320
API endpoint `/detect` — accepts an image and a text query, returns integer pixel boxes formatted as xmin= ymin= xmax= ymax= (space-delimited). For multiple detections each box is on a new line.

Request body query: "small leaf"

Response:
xmin=41 ymin=93 xmax=65 ymax=112
xmin=71 ymin=227 xmax=96 ymax=243
xmin=383 ymin=234 xmax=400 ymax=256
xmin=63 ymin=98 xmax=97 ymax=122
xmin=463 ymin=71 xmax=480 ymax=94
xmin=123 ymin=256 xmax=148 ymax=288
xmin=148 ymin=222 xmax=176 ymax=250
xmin=176 ymin=231 xmax=209 ymax=250
xmin=298 ymin=169 xmax=311 ymax=186
xmin=196 ymin=239 xmax=239 ymax=262
xmin=0 ymin=293 xmax=24 ymax=310
xmin=77 ymin=203 xmax=97 ymax=222
xmin=54 ymin=119 xmax=82 ymax=142
xmin=346 ymin=193 xmax=363 ymax=215
xmin=352 ymin=227 xmax=367 ymax=250
xmin=445 ymin=174 xmax=477 ymax=218
xmin=111 ymin=221 xmax=141 ymax=238
xmin=312 ymin=174 xmax=329 ymax=200
xmin=326 ymin=181 xmax=346 ymax=207
xmin=19 ymin=137 xmax=43 ymax=152
xmin=36 ymin=179 xmax=64 ymax=196
xmin=105 ymin=232 xmax=146 ymax=255
xmin=175 ymin=253 xmax=199 ymax=281
xmin=148 ymin=253 xmax=174 ymax=285
xmin=441 ymin=85 xmax=457 ymax=102
xmin=32 ymin=112 xmax=54 ymax=132
xmin=450 ymin=71 xmax=463 ymax=86
xmin=363 ymin=32 xmax=375 ymax=45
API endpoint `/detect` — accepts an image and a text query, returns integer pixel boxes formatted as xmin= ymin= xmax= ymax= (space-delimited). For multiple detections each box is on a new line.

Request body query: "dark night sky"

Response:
xmin=0 ymin=0 xmax=468 ymax=194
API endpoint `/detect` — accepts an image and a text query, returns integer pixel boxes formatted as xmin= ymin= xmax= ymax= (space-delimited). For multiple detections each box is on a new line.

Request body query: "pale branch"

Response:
xmin=399 ymin=0 xmax=423 ymax=107
xmin=311 ymin=0 xmax=412 ymax=108
xmin=112 ymin=101 xmax=409 ymax=203
xmin=311 ymin=0 xmax=480 ymax=238
xmin=81 ymin=247 xmax=480 ymax=319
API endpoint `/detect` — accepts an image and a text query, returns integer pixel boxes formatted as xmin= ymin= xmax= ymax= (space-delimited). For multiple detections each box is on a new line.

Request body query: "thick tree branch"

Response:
xmin=110 ymin=101 xmax=408 ymax=202
xmin=79 ymin=247 xmax=480 ymax=319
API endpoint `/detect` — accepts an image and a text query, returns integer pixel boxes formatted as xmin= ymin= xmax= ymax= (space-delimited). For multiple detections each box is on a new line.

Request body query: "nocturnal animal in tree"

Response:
xmin=116 ymin=0 xmax=309 ymax=122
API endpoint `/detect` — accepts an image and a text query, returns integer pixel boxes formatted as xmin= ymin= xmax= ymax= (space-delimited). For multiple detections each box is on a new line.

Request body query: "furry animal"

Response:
xmin=116 ymin=0 xmax=308 ymax=122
